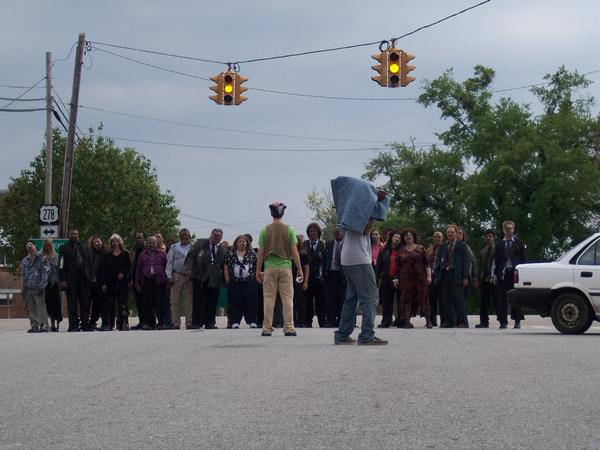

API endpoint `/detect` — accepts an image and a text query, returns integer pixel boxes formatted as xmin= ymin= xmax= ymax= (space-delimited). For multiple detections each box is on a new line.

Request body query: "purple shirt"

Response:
xmin=135 ymin=249 xmax=167 ymax=287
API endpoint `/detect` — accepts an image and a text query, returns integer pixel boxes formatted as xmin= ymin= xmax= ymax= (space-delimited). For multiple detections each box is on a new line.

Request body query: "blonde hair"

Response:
xmin=502 ymin=220 xmax=515 ymax=228
xmin=41 ymin=238 xmax=56 ymax=258
xmin=109 ymin=233 xmax=125 ymax=250
xmin=446 ymin=224 xmax=459 ymax=233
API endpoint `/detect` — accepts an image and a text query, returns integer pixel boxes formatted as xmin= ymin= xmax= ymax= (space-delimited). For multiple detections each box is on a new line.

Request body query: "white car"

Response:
xmin=508 ymin=233 xmax=600 ymax=334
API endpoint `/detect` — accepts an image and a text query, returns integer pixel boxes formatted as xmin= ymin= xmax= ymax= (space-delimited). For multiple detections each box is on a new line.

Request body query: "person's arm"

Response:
xmin=490 ymin=243 xmax=498 ymax=285
xmin=135 ymin=252 xmax=144 ymax=293
xmin=461 ymin=245 xmax=469 ymax=287
xmin=302 ymin=262 xmax=310 ymax=291
xmin=165 ymin=246 xmax=175 ymax=281
xmin=256 ymin=248 xmax=265 ymax=284
xmin=223 ymin=262 xmax=230 ymax=285
xmin=422 ymin=248 xmax=432 ymax=285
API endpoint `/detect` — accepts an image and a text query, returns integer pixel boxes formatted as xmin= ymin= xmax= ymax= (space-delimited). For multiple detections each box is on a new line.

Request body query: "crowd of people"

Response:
xmin=20 ymin=212 xmax=527 ymax=334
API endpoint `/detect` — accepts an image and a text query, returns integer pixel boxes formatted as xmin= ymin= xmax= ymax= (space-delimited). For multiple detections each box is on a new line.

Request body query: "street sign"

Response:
xmin=39 ymin=204 xmax=59 ymax=225
xmin=31 ymin=238 xmax=68 ymax=253
xmin=40 ymin=225 xmax=59 ymax=239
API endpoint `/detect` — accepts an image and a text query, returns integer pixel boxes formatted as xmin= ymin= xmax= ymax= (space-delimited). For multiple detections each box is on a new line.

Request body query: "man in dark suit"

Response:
xmin=59 ymin=229 xmax=93 ymax=331
xmin=491 ymin=220 xmax=527 ymax=329
xmin=303 ymin=223 xmax=327 ymax=327
xmin=186 ymin=228 xmax=226 ymax=329
xmin=433 ymin=224 xmax=470 ymax=328
xmin=323 ymin=227 xmax=345 ymax=327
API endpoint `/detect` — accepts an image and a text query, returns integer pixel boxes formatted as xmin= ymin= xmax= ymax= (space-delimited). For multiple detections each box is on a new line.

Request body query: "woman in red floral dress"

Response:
xmin=393 ymin=228 xmax=433 ymax=329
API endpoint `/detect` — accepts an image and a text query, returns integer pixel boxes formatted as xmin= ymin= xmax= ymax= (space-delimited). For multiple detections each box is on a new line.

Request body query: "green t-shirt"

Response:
xmin=259 ymin=225 xmax=298 ymax=269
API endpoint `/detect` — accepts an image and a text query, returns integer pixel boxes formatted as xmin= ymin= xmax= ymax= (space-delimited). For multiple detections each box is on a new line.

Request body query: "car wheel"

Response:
xmin=551 ymin=292 xmax=593 ymax=334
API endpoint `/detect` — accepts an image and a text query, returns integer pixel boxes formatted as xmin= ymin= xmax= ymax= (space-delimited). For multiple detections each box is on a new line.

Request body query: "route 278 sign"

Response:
xmin=39 ymin=204 xmax=59 ymax=225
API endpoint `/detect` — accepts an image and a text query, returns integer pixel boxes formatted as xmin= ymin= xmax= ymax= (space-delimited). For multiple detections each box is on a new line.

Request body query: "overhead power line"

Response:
xmin=0 ymin=96 xmax=45 ymax=102
xmin=0 ymin=84 xmax=45 ymax=89
xmin=0 ymin=107 xmax=47 ymax=112
xmin=89 ymin=0 xmax=491 ymax=66
xmin=1 ymin=77 xmax=46 ymax=109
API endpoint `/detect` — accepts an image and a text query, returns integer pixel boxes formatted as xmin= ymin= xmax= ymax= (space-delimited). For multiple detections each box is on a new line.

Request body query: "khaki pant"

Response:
xmin=24 ymin=287 xmax=49 ymax=328
xmin=170 ymin=273 xmax=193 ymax=328
xmin=262 ymin=268 xmax=294 ymax=333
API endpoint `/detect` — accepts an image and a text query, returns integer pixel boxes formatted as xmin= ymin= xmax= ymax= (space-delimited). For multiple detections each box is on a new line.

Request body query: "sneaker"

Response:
xmin=39 ymin=324 xmax=49 ymax=333
xmin=249 ymin=323 xmax=258 ymax=329
xmin=232 ymin=323 xmax=240 ymax=329
xmin=475 ymin=323 xmax=489 ymax=328
xmin=284 ymin=331 xmax=297 ymax=336
xmin=27 ymin=326 xmax=40 ymax=333
xmin=334 ymin=336 xmax=357 ymax=345
xmin=261 ymin=331 xmax=272 ymax=336
xmin=357 ymin=336 xmax=388 ymax=346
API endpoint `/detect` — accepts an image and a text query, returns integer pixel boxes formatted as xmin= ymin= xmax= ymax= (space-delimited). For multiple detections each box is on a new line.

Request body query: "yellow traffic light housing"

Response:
xmin=371 ymin=51 xmax=389 ymax=87
xmin=401 ymin=51 xmax=416 ymax=87
xmin=209 ymin=71 xmax=249 ymax=106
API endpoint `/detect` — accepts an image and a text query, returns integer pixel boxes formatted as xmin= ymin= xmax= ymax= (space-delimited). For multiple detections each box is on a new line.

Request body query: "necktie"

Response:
xmin=211 ymin=244 xmax=217 ymax=262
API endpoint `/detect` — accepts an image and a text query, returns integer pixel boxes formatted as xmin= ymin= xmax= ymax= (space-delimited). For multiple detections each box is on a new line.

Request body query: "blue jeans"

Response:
xmin=334 ymin=264 xmax=378 ymax=342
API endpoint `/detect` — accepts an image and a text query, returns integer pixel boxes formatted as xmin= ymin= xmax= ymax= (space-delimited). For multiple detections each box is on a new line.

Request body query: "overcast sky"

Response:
xmin=2 ymin=0 xmax=600 ymax=241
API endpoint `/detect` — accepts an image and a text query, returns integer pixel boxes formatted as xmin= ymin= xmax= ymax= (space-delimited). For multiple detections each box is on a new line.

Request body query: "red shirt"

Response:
xmin=371 ymin=242 xmax=384 ymax=265
xmin=389 ymin=249 xmax=398 ymax=278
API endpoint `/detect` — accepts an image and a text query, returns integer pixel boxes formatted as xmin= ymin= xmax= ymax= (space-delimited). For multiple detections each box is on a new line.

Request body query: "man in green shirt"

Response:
xmin=256 ymin=202 xmax=304 ymax=336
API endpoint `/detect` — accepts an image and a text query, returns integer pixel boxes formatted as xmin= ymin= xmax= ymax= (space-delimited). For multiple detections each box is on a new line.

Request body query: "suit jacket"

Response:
xmin=303 ymin=240 xmax=326 ymax=281
xmin=59 ymin=240 xmax=93 ymax=284
xmin=493 ymin=237 xmax=527 ymax=280
xmin=322 ymin=239 xmax=344 ymax=280
xmin=433 ymin=241 xmax=470 ymax=285
xmin=186 ymin=239 xmax=226 ymax=288
xmin=374 ymin=246 xmax=395 ymax=283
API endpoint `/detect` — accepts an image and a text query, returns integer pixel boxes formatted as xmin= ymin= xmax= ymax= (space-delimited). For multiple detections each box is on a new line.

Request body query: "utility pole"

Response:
xmin=44 ymin=51 xmax=53 ymax=204
xmin=59 ymin=33 xmax=85 ymax=238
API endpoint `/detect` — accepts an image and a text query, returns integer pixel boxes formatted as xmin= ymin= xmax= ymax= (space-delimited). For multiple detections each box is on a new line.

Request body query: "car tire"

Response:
xmin=551 ymin=292 xmax=593 ymax=334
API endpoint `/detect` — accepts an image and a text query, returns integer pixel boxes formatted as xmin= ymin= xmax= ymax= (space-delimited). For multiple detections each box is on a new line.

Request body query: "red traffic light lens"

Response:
xmin=224 ymin=74 xmax=233 ymax=83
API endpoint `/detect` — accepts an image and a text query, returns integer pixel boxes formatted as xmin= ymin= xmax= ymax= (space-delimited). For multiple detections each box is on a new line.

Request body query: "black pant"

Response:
xmin=379 ymin=278 xmax=397 ymax=326
xmin=496 ymin=270 xmax=523 ymax=324
xmin=429 ymin=283 xmax=442 ymax=325
xmin=479 ymin=280 xmax=498 ymax=325
xmin=256 ymin=283 xmax=264 ymax=326
xmin=89 ymin=284 xmax=105 ymax=327
xmin=107 ymin=282 xmax=129 ymax=330
xmin=228 ymin=280 xmax=258 ymax=325
xmin=133 ymin=289 xmax=143 ymax=326
xmin=66 ymin=277 xmax=90 ymax=330
xmin=305 ymin=278 xmax=326 ymax=326
xmin=142 ymin=277 xmax=165 ymax=328
xmin=192 ymin=280 xmax=219 ymax=327
xmin=440 ymin=271 xmax=465 ymax=327
xmin=44 ymin=282 xmax=62 ymax=323
xmin=325 ymin=271 xmax=346 ymax=327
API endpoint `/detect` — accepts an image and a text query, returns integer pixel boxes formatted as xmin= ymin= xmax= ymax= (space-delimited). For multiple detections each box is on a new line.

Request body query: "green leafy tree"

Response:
xmin=0 ymin=129 xmax=180 ymax=268
xmin=304 ymin=188 xmax=338 ymax=241
xmin=364 ymin=65 xmax=600 ymax=259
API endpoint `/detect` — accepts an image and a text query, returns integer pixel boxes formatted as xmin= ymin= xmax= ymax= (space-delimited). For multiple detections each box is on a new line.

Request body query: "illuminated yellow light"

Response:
xmin=224 ymin=84 xmax=233 ymax=93
xmin=389 ymin=63 xmax=400 ymax=74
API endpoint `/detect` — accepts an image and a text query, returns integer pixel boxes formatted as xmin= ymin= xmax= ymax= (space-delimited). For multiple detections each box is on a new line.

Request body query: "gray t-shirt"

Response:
xmin=341 ymin=229 xmax=372 ymax=266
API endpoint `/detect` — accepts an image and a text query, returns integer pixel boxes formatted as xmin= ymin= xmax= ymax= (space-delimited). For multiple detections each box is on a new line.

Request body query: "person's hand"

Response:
xmin=426 ymin=275 xmax=432 ymax=286
xmin=167 ymin=278 xmax=173 ymax=287
xmin=60 ymin=281 xmax=68 ymax=290
xmin=473 ymin=278 xmax=480 ymax=289
xmin=490 ymin=275 xmax=497 ymax=285
xmin=296 ymin=270 xmax=304 ymax=283
xmin=377 ymin=189 xmax=387 ymax=201
xmin=117 ymin=273 xmax=124 ymax=281
xmin=256 ymin=272 xmax=264 ymax=284
xmin=135 ymin=284 xmax=142 ymax=293
xmin=392 ymin=279 xmax=399 ymax=289
xmin=302 ymin=281 xmax=309 ymax=291
xmin=463 ymin=278 xmax=469 ymax=288
xmin=184 ymin=270 xmax=192 ymax=277
xmin=102 ymin=285 xmax=107 ymax=294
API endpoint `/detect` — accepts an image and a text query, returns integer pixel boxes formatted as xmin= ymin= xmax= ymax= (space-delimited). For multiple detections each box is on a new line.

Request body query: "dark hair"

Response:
xmin=244 ymin=233 xmax=253 ymax=244
xmin=484 ymin=229 xmax=496 ymax=237
xmin=400 ymin=227 xmax=418 ymax=245
xmin=211 ymin=228 xmax=223 ymax=236
xmin=135 ymin=231 xmax=145 ymax=238
xmin=232 ymin=235 xmax=250 ymax=253
xmin=384 ymin=230 xmax=401 ymax=250
xmin=457 ymin=226 xmax=468 ymax=242
xmin=306 ymin=222 xmax=322 ymax=239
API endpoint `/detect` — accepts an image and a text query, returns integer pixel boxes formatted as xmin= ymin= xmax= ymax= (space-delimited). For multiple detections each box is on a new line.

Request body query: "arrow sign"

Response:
xmin=39 ymin=225 xmax=58 ymax=238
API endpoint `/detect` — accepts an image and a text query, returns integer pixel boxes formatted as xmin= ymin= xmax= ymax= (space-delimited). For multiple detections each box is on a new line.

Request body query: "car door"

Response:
xmin=575 ymin=238 xmax=600 ymax=308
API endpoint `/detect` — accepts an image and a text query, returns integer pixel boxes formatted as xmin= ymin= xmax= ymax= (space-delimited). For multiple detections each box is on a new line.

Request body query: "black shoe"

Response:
xmin=377 ymin=323 xmax=390 ymax=328
xmin=50 ymin=326 xmax=58 ymax=332
xmin=39 ymin=325 xmax=49 ymax=333
xmin=514 ymin=321 xmax=521 ymax=329
xmin=304 ymin=323 xmax=313 ymax=328
xmin=130 ymin=323 xmax=143 ymax=330
xmin=204 ymin=324 xmax=218 ymax=330
xmin=475 ymin=323 xmax=489 ymax=328
xmin=67 ymin=327 xmax=81 ymax=332
xmin=141 ymin=324 xmax=154 ymax=331
xmin=357 ymin=336 xmax=388 ymax=346
xmin=27 ymin=326 xmax=40 ymax=333
xmin=284 ymin=331 xmax=297 ymax=336
xmin=82 ymin=326 xmax=95 ymax=332
xmin=499 ymin=323 xmax=508 ymax=329
xmin=261 ymin=331 xmax=272 ymax=336
xmin=186 ymin=324 xmax=201 ymax=330
xmin=334 ymin=336 xmax=356 ymax=345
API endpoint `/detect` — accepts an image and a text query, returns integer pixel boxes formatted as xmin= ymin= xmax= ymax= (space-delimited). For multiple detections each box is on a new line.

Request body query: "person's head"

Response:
xmin=166 ymin=238 xmax=176 ymax=252
xmin=25 ymin=240 xmax=37 ymax=255
xmin=209 ymin=228 xmax=223 ymax=244
xmin=296 ymin=234 xmax=305 ymax=252
xmin=502 ymin=220 xmax=515 ymax=238
xmin=269 ymin=201 xmax=286 ymax=219
xmin=306 ymin=223 xmax=322 ymax=241
xmin=147 ymin=236 xmax=157 ymax=251
xmin=179 ymin=228 xmax=191 ymax=244
xmin=432 ymin=231 xmax=444 ymax=246
xmin=333 ymin=227 xmax=344 ymax=242
xmin=446 ymin=224 xmax=458 ymax=242
xmin=109 ymin=234 xmax=124 ymax=251
xmin=385 ymin=231 xmax=402 ymax=250
xmin=155 ymin=233 xmax=164 ymax=247
xmin=68 ymin=229 xmax=79 ymax=242
xmin=457 ymin=226 xmax=468 ymax=242
xmin=370 ymin=229 xmax=381 ymax=244
xmin=90 ymin=235 xmax=103 ymax=251
xmin=135 ymin=231 xmax=145 ymax=247
xmin=232 ymin=235 xmax=249 ymax=253
xmin=42 ymin=238 xmax=56 ymax=257
xmin=400 ymin=227 xmax=418 ymax=246
xmin=244 ymin=233 xmax=253 ymax=245
xmin=484 ymin=229 xmax=496 ymax=245
xmin=221 ymin=241 xmax=230 ymax=251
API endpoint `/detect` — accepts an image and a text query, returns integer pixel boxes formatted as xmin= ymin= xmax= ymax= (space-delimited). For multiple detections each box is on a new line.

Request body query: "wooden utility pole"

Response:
xmin=44 ymin=51 xmax=53 ymax=204
xmin=59 ymin=33 xmax=85 ymax=238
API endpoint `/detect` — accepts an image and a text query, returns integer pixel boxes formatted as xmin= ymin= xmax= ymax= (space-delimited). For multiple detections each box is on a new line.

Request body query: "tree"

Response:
xmin=0 ymin=129 xmax=180 ymax=268
xmin=304 ymin=188 xmax=337 ymax=240
xmin=363 ymin=65 xmax=600 ymax=259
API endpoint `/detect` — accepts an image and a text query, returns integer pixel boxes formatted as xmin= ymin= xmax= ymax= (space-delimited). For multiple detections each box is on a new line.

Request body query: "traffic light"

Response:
xmin=371 ymin=51 xmax=389 ymax=87
xmin=400 ymin=51 xmax=416 ymax=87
xmin=209 ymin=71 xmax=249 ymax=105
xmin=387 ymin=48 xmax=401 ymax=88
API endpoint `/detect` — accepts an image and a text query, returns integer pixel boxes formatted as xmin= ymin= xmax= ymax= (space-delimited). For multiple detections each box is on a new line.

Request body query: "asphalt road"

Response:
xmin=1 ymin=316 xmax=599 ymax=450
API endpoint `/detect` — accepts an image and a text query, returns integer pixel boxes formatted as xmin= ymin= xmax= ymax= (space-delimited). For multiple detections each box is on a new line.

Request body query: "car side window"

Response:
xmin=578 ymin=242 xmax=600 ymax=265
